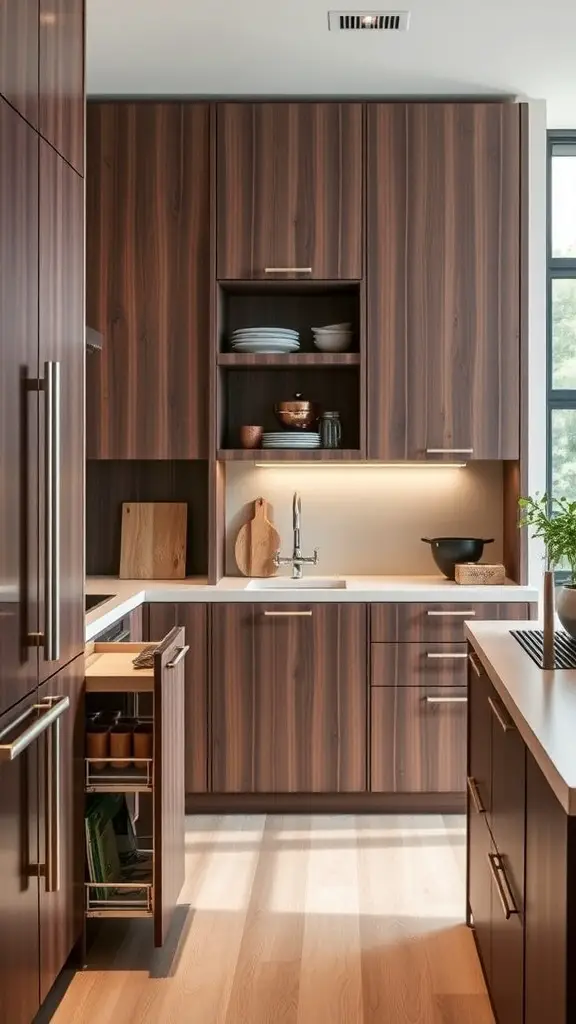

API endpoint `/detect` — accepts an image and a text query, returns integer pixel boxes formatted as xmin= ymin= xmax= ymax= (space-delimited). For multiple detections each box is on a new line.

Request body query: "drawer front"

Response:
xmin=371 ymin=642 xmax=468 ymax=687
xmin=488 ymin=837 xmax=524 ymax=1024
xmin=371 ymin=685 xmax=467 ymax=793
xmin=370 ymin=602 xmax=532 ymax=642
xmin=489 ymin=688 xmax=526 ymax=912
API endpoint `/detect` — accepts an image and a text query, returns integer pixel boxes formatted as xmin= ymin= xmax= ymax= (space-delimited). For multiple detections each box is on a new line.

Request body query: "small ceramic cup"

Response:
xmin=109 ymin=724 xmax=133 ymax=769
xmin=133 ymin=723 xmax=154 ymax=769
xmin=240 ymin=425 xmax=263 ymax=449
xmin=86 ymin=725 xmax=110 ymax=771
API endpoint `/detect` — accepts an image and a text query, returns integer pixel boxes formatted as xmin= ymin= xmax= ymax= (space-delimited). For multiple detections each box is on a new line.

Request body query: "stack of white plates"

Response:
xmin=262 ymin=432 xmax=321 ymax=449
xmin=230 ymin=327 xmax=300 ymax=354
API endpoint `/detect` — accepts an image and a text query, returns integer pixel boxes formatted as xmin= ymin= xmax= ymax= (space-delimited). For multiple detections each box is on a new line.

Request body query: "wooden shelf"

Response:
xmin=217 ymin=449 xmax=363 ymax=462
xmin=218 ymin=353 xmax=360 ymax=368
xmin=85 ymin=643 xmax=155 ymax=692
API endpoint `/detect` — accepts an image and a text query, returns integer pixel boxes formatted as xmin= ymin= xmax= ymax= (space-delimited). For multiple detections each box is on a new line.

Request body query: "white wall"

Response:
xmin=225 ymin=462 xmax=504 ymax=576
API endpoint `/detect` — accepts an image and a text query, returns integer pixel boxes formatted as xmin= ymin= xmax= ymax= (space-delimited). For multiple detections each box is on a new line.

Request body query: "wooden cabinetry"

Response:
xmin=216 ymin=102 xmax=363 ymax=280
xmin=86 ymin=102 xmax=210 ymax=459
xmin=370 ymin=602 xmax=532 ymax=643
xmin=367 ymin=102 xmax=521 ymax=460
xmin=211 ymin=603 xmax=367 ymax=793
xmin=39 ymin=0 xmax=84 ymax=173
xmin=148 ymin=604 xmax=209 ymax=794
xmin=0 ymin=0 xmax=38 ymax=126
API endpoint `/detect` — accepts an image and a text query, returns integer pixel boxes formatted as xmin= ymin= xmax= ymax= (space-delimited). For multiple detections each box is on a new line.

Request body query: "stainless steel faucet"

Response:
xmin=274 ymin=492 xmax=319 ymax=579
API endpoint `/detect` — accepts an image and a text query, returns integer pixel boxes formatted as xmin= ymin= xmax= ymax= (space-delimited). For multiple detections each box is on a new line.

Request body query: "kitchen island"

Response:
xmin=466 ymin=620 xmax=576 ymax=1024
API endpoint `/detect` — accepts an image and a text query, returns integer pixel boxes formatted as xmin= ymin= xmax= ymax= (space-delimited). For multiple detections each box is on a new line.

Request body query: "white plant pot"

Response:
xmin=556 ymin=584 xmax=576 ymax=638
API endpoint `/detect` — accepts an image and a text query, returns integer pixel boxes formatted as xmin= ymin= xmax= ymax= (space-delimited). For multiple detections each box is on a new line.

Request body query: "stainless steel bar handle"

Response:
xmin=467 ymin=776 xmax=486 ymax=814
xmin=469 ymin=653 xmax=482 ymax=677
xmin=167 ymin=645 xmax=190 ymax=669
xmin=488 ymin=695 xmax=514 ymax=733
xmin=427 ymin=610 xmax=476 ymax=617
xmin=487 ymin=852 xmax=518 ymax=919
xmin=425 ymin=448 xmax=474 ymax=454
xmin=425 ymin=695 xmax=468 ymax=704
xmin=263 ymin=610 xmax=313 ymax=617
xmin=44 ymin=361 xmax=61 ymax=662
xmin=426 ymin=652 xmax=468 ymax=660
xmin=0 ymin=694 xmax=69 ymax=762
xmin=45 ymin=702 xmax=63 ymax=892
xmin=264 ymin=267 xmax=312 ymax=274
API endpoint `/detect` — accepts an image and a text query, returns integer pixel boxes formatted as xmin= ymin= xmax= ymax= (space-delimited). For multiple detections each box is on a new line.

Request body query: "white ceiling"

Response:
xmin=87 ymin=0 xmax=576 ymax=126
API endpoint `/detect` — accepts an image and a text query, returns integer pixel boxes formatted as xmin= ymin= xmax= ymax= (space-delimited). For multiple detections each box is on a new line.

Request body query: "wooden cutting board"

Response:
xmin=235 ymin=498 xmax=280 ymax=578
xmin=119 ymin=502 xmax=187 ymax=579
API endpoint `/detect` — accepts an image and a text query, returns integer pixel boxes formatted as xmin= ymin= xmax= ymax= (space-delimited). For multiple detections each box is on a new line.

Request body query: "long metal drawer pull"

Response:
xmin=167 ymin=645 xmax=190 ymax=669
xmin=44 ymin=360 xmax=61 ymax=661
xmin=467 ymin=776 xmax=486 ymax=814
xmin=488 ymin=695 xmax=514 ymax=733
xmin=264 ymin=267 xmax=312 ymax=274
xmin=469 ymin=653 xmax=482 ymax=677
xmin=263 ymin=610 xmax=313 ymax=617
xmin=425 ymin=448 xmax=474 ymax=454
xmin=425 ymin=695 xmax=468 ymax=704
xmin=45 ymin=698 xmax=65 ymax=893
xmin=0 ymin=694 xmax=69 ymax=762
xmin=426 ymin=652 xmax=468 ymax=660
xmin=488 ymin=852 xmax=518 ymax=919
xmin=427 ymin=610 xmax=476 ymax=617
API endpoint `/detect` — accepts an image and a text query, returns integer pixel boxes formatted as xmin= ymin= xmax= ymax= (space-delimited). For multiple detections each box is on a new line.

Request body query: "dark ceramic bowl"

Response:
xmin=421 ymin=537 xmax=494 ymax=580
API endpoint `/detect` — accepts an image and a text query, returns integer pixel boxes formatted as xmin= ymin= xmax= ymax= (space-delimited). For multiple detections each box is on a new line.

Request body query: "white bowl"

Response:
xmin=312 ymin=332 xmax=353 ymax=353
xmin=311 ymin=322 xmax=351 ymax=331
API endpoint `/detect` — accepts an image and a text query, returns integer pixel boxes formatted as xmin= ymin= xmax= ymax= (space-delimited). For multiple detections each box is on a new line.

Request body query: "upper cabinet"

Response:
xmin=86 ymin=102 xmax=210 ymax=459
xmin=367 ymin=103 xmax=522 ymax=460
xmin=39 ymin=0 xmax=84 ymax=173
xmin=216 ymin=102 xmax=364 ymax=280
xmin=0 ymin=0 xmax=39 ymax=127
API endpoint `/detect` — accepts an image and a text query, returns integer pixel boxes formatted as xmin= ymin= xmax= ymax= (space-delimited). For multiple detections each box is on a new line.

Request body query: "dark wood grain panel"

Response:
xmin=367 ymin=102 xmax=521 ymax=460
xmin=503 ymin=459 xmax=524 ymax=584
xmin=0 ymin=0 xmax=38 ymax=127
xmin=86 ymin=101 xmax=210 ymax=459
xmin=467 ymin=808 xmax=492 ymax=981
xmin=128 ymin=605 xmax=144 ymax=642
xmin=217 ymin=103 xmax=363 ymax=280
xmin=38 ymin=655 xmax=84 ymax=1001
xmin=371 ymin=642 xmax=468 ymax=688
xmin=217 ymin=353 xmax=361 ymax=367
xmin=217 ymin=448 xmax=362 ymax=462
xmin=490 ymin=689 xmax=526 ymax=912
xmin=0 ymin=99 xmax=39 ymax=713
xmin=38 ymin=142 xmax=84 ymax=684
xmin=370 ymin=602 xmax=532 ymax=643
xmin=85 ymin=460 xmax=209 ymax=578
xmin=489 ymin=835 xmax=524 ymax=1024
xmin=370 ymin=685 xmax=467 ymax=793
xmin=212 ymin=603 xmax=367 ymax=793
xmin=154 ymin=626 xmax=186 ymax=947
xmin=148 ymin=604 xmax=209 ymax=794
xmin=467 ymin=649 xmax=493 ymax=817
xmin=39 ymin=0 xmax=84 ymax=173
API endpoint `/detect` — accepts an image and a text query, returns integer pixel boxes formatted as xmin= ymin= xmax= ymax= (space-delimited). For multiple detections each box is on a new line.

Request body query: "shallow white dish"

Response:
xmin=232 ymin=327 xmax=299 ymax=338
xmin=232 ymin=343 xmax=300 ymax=352
xmin=263 ymin=432 xmax=320 ymax=440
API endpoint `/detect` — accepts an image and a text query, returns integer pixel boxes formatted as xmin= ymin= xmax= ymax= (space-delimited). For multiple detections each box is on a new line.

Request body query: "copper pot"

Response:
xmin=274 ymin=393 xmax=317 ymax=430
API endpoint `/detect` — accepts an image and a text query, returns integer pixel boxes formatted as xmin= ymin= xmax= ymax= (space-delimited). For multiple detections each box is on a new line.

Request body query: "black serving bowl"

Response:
xmin=421 ymin=537 xmax=494 ymax=581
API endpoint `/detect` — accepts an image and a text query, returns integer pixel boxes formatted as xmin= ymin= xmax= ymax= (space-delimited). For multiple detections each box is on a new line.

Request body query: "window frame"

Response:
xmin=546 ymin=130 xmax=576 ymax=500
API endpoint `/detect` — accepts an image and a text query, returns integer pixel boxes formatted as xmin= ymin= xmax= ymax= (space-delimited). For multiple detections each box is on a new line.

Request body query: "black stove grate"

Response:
xmin=511 ymin=629 xmax=576 ymax=669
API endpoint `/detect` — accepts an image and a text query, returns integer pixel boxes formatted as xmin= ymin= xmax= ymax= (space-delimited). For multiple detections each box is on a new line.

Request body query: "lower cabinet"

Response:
xmin=211 ymin=603 xmax=368 ymax=793
xmin=371 ymin=686 xmax=467 ymax=792
xmin=147 ymin=603 xmax=209 ymax=794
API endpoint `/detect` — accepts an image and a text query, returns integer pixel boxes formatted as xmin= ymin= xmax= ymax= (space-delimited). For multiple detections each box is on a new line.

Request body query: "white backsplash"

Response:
xmin=225 ymin=462 xmax=505 ymax=576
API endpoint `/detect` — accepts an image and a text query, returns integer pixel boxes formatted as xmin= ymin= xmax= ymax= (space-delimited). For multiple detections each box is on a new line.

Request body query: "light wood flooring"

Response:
xmin=52 ymin=814 xmax=493 ymax=1024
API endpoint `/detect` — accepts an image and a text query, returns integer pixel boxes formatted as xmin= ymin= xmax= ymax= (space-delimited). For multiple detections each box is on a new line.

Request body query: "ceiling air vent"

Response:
xmin=328 ymin=11 xmax=410 ymax=30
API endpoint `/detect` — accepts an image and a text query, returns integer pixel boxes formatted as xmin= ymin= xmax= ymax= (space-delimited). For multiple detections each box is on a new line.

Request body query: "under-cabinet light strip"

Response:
xmin=254 ymin=462 xmax=467 ymax=469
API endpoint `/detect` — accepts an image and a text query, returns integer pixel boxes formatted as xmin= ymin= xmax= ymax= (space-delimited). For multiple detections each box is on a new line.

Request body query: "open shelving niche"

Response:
xmin=214 ymin=279 xmax=365 ymax=459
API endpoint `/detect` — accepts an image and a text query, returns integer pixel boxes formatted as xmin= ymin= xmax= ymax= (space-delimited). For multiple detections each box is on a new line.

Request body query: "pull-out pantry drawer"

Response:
xmin=370 ymin=603 xmax=532 ymax=643
xmin=371 ymin=685 xmax=467 ymax=793
xmin=371 ymin=641 xmax=468 ymax=688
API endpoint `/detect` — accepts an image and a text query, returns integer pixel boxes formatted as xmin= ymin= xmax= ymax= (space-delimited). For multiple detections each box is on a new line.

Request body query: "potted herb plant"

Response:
xmin=519 ymin=494 xmax=576 ymax=637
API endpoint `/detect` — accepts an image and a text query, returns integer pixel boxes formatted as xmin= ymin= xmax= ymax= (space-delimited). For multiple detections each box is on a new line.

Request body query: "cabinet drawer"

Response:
xmin=488 ymin=838 xmax=524 ymax=1024
xmin=370 ymin=603 xmax=531 ymax=642
xmin=371 ymin=686 xmax=467 ymax=793
xmin=371 ymin=642 xmax=468 ymax=687
xmin=489 ymin=688 xmax=526 ymax=912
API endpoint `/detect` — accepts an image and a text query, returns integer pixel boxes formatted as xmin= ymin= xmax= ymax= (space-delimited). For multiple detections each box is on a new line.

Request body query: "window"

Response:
xmin=548 ymin=133 xmax=576 ymax=499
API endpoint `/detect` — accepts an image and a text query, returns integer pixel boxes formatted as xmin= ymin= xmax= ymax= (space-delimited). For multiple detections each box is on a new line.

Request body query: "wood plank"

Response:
xmin=39 ymin=0 xmax=84 ymax=173
xmin=119 ymin=502 xmax=187 ymax=580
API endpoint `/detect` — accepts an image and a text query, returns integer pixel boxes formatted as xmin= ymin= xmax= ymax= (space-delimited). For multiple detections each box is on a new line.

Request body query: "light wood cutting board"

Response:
xmin=119 ymin=502 xmax=187 ymax=579
xmin=235 ymin=498 xmax=280 ymax=578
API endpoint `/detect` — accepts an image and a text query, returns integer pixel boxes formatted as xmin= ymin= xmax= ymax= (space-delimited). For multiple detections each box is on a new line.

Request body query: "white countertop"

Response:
xmin=466 ymin=620 xmax=576 ymax=815
xmin=86 ymin=575 xmax=538 ymax=641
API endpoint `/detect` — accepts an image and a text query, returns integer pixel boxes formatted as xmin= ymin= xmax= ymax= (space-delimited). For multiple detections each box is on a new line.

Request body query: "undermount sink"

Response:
xmin=246 ymin=578 xmax=347 ymax=590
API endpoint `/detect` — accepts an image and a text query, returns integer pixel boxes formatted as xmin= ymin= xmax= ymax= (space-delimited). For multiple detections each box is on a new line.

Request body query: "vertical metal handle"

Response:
xmin=44 ymin=361 xmax=61 ymax=662
xmin=469 ymin=653 xmax=482 ymax=677
xmin=487 ymin=852 xmax=518 ymax=919
xmin=488 ymin=695 xmax=514 ymax=733
xmin=467 ymin=776 xmax=486 ymax=814
xmin=45 ymin=709 xmax=62 ymax=892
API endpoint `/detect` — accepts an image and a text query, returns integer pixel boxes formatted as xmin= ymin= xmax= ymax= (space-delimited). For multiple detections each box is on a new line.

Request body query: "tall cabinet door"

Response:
xmin=38 ymin=141 xmax=84 ymax=683
xmin=0 ymin=0 xmax=38 ymax=127
xmin=0 ymin=99 xmax=39 ymax=714
xmin=39 ymin=0 xmax=84 ymax=173
xmin=212 ymin=603 xmax=367 ymax=793
xmin=217 ymin=103 xmax=364 ymax=280
xmin=86 ymin=102 xmax=210 ymax=459
xmin=367 ymin=103 xmax=521 ymax=460
xmin=37 ymin=655 xmax=84 ymax=1002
